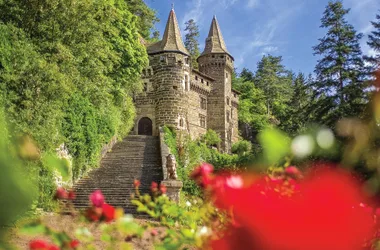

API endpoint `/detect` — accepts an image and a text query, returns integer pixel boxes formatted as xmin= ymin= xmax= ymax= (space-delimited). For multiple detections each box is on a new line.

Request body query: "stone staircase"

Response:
xmin=72 ymin=135 xmax=163 ymax=214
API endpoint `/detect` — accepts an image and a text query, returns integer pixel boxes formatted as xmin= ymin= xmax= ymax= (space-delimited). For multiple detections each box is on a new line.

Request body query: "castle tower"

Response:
xmin=146 ymin=8 xmax=191 ymax=132
xmin=198 ymin=16 xmax=235 ymax=152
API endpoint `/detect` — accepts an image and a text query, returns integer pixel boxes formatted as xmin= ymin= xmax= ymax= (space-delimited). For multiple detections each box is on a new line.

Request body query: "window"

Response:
xmin=200 ymin=115 xmax=206 ymax=128
xmin=227 ymin=97 xmax=230 ymax=105
xmin=231 ymin=108 xmax=234 ymax=119
xmin=143 ymin=82 xmax=148 ymax=92
xmin=160 ymin=55 xmax=166 ymax=62
xmin=201 ymin=79 xmax=204 ymax=84
xmin=227 ymin=111 xmax=230 ymax=122
xmin=200 ymin=97 xmax=207 ymax=110
xmin=179 ymin=118 xmax=184 ymax=127
xmin=195 ymin=76 xmax=198 ymax=80
xmin=168 ymin=57 xmax=175 ymax=64
xmin=226 ymin=72 xmax=229 ymax=79
xmin=185 ymin=57 xmax=190 ymax=65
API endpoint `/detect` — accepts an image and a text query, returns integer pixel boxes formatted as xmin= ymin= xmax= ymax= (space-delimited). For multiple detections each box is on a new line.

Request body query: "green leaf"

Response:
xmin=20 ymin=222 xmax=47 ymax=235
xmin=42 ymin=153 xmax=70 ymax=180
xmin=258 ymin=128 xmax=290 ymax=165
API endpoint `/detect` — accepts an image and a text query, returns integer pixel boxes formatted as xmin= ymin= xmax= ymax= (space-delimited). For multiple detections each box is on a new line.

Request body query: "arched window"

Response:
xmin=179 ymin=118 xmax=184 ymax=127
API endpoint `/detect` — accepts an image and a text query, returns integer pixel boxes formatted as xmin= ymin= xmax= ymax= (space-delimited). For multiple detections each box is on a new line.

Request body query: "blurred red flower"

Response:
xmin=151 ymin=182 xmax=158 ymax=193
xmin=54 ymin=187 xmax=68 ymax=200
xmin=202 ymin=167 xmax=375 ymax=250
xmin=102 ymin=203 xmax=116 ymax=222
xmin=160 ymin=184 xmax=167 ymax=194
xmin=134 ymin=179 xmax=141 ymax=188
xmin=190 ymin=163 xmax=214 ymax=188
xmin=69 ymin=240 xmax=80 ymax=249
xmin=67 ymin=190 xmax=76 ymax=200
xmin=29 ymin=240 xmax=59 ymax=250
xmin=90 ymin=190 xmax=104 ymax=208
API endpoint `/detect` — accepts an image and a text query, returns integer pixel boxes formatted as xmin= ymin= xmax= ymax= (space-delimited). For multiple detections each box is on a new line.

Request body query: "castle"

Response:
xmin=132 ymin=8 xmax=239 ymax=152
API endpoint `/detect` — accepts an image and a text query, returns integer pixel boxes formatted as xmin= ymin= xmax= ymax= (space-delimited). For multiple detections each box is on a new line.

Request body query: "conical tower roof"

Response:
xmin=201 ymin=16 xmax=232 ymax=58
xmin=147 ymin=8 xmax=189 ymax=56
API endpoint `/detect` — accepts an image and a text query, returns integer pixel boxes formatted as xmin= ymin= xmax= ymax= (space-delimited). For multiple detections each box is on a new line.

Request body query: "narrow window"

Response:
xmin=201 ymin=79 xmax=204 ymax=84
xmin=195 ymin=76 xmax=198 ymax=81
xmin=200 ymin=97 xmax=207 ymax=110
xmin=179 ymin=118 xmax=184 ymax=127
xmin=199 ymin=115 xmax=206 ymax=128
xmin=226 ymin=111 xmax=230 ymax=122
xmin=227 ymin=97 xmax=230 ymax=105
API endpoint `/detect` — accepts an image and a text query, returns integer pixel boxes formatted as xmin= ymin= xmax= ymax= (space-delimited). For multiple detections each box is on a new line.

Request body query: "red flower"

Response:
xmin=85 ymin=206 xmax=102 ymax=222
xmin=284 ymin=166 xmax=303 ymax=180
xmin=151 ymin=182 xmax=158 ymax=193
xmin=134 ymin=179 xmax=141 ymax=188
xmin=47 ymin=245 xmax=59 ymax=250
xmin=159 ymin=184 xmax=167 ymax=194
xmin=190 ymin=163 xmax=214 ymax=188
xmin=29 ymin=240 xmax=49 ymax=249
xmin=68 ymin=190 xmax=76 ymax=200
xmin=208 ymin=168 xmax=375 ymax=250
xmin=102 ymin=203 xmax=116 ymax=222
xmin=69 ymin=240 xmax=80 ymax=249
xmin=29 ymin=240 xmax=60 ymax=250
xmin=90 ymin=190 xmax=104 ymax=207
xmin=54 ymin=187 xmax=68 ymax=200
xmin=151 ymin=228 xmax=158 ymax=236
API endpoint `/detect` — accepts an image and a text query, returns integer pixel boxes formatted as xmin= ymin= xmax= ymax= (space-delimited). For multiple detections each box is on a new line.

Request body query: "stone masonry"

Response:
xmin=132 ymin=8 xmax=239 ymax=152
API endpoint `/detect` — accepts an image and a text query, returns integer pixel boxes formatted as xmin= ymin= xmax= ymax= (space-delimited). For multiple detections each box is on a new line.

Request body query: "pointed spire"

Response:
xmin=147 ymin=8 xmax=189 ymax=56
xmin=201 ymin=16 xmax=231 ymax=57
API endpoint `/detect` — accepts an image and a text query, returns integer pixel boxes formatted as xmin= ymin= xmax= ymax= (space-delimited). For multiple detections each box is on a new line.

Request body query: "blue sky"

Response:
xmin=145 ymin=0 xmax=379 ymax=75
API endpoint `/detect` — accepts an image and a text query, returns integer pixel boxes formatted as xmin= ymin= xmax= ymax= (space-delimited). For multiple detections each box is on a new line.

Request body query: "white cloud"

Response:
xmin=247 ymin=0 xmax=259 ymax=8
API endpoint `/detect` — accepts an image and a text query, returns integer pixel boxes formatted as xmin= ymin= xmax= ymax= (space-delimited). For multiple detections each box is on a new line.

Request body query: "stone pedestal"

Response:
xmin=161 ymin=180 xmax=183 ymax=203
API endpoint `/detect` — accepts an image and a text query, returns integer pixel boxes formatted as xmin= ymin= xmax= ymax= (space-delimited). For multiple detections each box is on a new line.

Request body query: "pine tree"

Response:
xmin=254 ymin=55 xmax=293 ymax=125
xmin=184 ymin=19 xmax=200 ymax=69
xmin=312 ymin=1 xmax=366 ymax=126
xmin=365 ymin=10 xmax=380 ymax=73
xmin=284 ymin=73 xmax=314 ymax=134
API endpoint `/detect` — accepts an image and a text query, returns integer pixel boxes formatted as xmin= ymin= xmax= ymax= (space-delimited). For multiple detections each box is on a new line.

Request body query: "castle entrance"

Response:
xmin=138 ymin=117 xmax=153 ymax=135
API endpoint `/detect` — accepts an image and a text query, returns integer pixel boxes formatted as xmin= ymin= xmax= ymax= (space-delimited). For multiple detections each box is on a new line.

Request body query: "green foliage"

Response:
xmin=200 ymin=129 xmax=222 ymax=147
xmin=232 ymin=140 xmax=252 ymax=156
xmin=258 ymin=128 xmax=291 ymax=165
xmin=0 ymin=106 xmax=37 ymax=248
xmin=184 ymin=19 xmax=201 ymax=69
xmin=365 ymin=10 xmax=380 ymax=73
xmin=163 ymin=126 xmax=252 ymax=196
xmin=0 ymin=0 xmax=150 ymax=210
xmin=312 ymin=1 xmax=367 ymax=126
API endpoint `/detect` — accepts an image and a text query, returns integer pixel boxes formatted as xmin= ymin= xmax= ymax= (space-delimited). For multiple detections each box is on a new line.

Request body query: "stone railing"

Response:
xmin=158 ymin=127 xmax=183 ymax=203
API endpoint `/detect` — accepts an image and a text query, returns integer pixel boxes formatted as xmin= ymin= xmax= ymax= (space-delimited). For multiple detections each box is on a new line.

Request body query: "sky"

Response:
xmin=145 ymin=0 xmax=379 ymax=75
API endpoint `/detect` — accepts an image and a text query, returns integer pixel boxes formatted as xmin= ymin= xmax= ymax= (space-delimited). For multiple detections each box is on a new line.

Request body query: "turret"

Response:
xmin=147 ymin=8 xmax=191 ymax=131
xmin=198 ymin=16 xmax=236 ymax=152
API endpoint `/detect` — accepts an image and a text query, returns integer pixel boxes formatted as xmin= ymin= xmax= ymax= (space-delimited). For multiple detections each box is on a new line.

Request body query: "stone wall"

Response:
xmin=198 ymin=53 xmax=235 ymax=152
xmin=187 ymin=71 xmax=212 ymax=139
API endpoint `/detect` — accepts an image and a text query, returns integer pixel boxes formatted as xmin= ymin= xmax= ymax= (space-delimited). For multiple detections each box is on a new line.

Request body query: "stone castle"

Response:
xmin=132 ymin=8 xmax=239 ymax=152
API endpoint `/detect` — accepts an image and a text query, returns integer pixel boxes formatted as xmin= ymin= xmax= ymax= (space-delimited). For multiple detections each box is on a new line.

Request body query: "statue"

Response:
xmin=166 ymin=154 xmax=178 ymax=180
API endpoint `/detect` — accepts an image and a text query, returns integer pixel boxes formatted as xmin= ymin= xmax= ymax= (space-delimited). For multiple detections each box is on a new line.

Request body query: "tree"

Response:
xmin=254 ymin=55 xmax=293 ymax=125
xmin=365 ymin=10 xmax=380 ymax=74
xmin=312 ymin=1 xmax=367 ymax=126
xmin=184 ymin=19 xmax=200 ymax=69
xmin=283 ymin=73 xmax=314 ymax=134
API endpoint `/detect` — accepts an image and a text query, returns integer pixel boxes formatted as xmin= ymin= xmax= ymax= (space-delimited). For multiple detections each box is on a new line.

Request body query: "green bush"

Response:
xmin=232 ymin=140 xmax=252 ymax=156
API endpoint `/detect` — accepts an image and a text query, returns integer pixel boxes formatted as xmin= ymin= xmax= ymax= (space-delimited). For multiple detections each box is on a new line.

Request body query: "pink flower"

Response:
xmin=90 ymin=190 xmax=104 ymax=208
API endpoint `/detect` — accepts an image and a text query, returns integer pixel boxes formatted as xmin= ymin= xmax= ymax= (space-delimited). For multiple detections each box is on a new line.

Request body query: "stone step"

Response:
xmin=72 ymin=135 xmax=163 ymax=215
